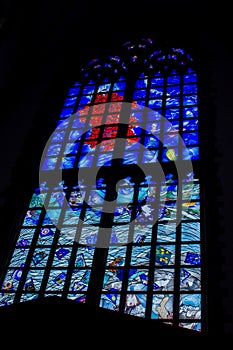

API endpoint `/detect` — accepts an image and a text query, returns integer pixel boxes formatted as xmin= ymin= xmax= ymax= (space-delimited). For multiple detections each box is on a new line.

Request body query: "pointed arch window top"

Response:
xmin=79 ymin=39 xmax=195 ymax=83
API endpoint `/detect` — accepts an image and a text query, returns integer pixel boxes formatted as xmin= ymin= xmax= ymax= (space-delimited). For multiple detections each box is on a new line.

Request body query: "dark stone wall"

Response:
xmin=0 ymin=0 xmax=232 ymax=336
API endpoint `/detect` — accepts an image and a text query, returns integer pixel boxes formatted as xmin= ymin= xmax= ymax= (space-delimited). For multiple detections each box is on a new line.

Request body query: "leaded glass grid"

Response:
xmin=0 ymin=39 xmax=205 ymax=333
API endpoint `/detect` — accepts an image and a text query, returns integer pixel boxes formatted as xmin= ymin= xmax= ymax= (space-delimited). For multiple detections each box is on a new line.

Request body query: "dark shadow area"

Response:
xmin=0 ymin=295 xmax=204 ymax=339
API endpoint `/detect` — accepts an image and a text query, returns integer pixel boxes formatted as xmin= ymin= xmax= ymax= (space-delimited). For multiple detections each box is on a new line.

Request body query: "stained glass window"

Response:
xmin=0 ymin=38 xmax=205 ymax=333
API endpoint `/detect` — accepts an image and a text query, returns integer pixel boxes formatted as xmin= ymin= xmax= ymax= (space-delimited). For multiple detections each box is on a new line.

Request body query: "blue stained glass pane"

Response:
xmin=102 ymin=270 xmax=123 ymax=290
xmin=67 ymin=294 xmax=86 ymax=303
xmin=69 ymin=270 xmax=91 ymax=292
xmin=131 ymin=111 xmax=143 ymax=122
xmin=179 ymin=294 xmax=201 ymax=319
xmin=68 ymin=87 xmax=80 ymax=96
xmin=181 ymin=322 xmax=201 ymax=332
xmin=83 ymin=85 xmax=95 ymax=94
xmin=87 ymin=79 xmax=96 ymax=85
xmin=43 ymin=209 xmax=61 ymax=226
xmin=41 ymin=157 xmax=58 ymax=170
xmin=0 ymin=294 xmax=15 ymax=306
xmin=37 ymin=227 xmax=56 ymax=245
xmin=113 ymin=82 xmax=126 ymax=90
xmin=131 ymin=246 xmax=151 ymax=265
xmin=24 ymin=270 xmax=44 ymax=292
xmin=100 ymin=292 xmax=120 ymax=311
xmin=164 ymin=134 xmax=179 ymax=147
xmin=165 ymin=173 xmax=178 ymax=183
xmin=170 ymin=69 xmax=180 ymax=75
xmin=151 ymin=294 xmax=173 ymax=319
xmin=78 ymin=153 xmax=94 ymax=168
xmin=60 ymin=156 xmax=76 ymax=169
xmin=125 ymin=294 xmax=147 ymax=317
xmin=165 ymin=108 xmax=180 ymax=120
xmin=187 ymin=67 xmax=195 ymax=73
xmin=29 ymin=192 xmax=46 ymax=208
xmin=106 ymin=225 xmax=128 ymax=244
xmin=182 ymin=147 xmax=199 ymax=160
xmin=51 ymin=131 xmax=66 ymax=142
xmin=166 ymin=86 xmax=181 ymax=96
xmin=160 ymin=184 xmax=177 ymax=201
xmin=166 ymin=97 xmax=180 ymax=107
xmin=64 ymin=97 xmax=77 ymax=107
xmin=97 ymin=83 xmax=111 ymax=92
xmin=154 ymin=268 xmax=174 ymax=290
xmin=182 ymin=183 xmax=200 ymax=200
xmin=182 ymin=202 xmax=200 ymax=220
xmin=127 ymin=269 xmax=149 ymax=291
xmin=46 ymin=270 xmax=67 ymax=291
xmin=148 ymin=110 xmax=161 ymax=121
xmin=135 ymin=79 xmax=148 ymax=88
xmin=23 ymin=210 xmax=41 ymax=226
xmin=150 ymin=77 xmax=164 ymax=86
xmin=47 ymin=144 xmax=61 ymax=156
xmin=31 ymin=248 xmax=50 ymax=267
xmin=8 ymin=248 xmax=29 ymax=267
xmin=16 ymin=228 xmax=35 ymax=246
xmin=146 ymin=122 xmax=160 ymax=134
xmin=133 ymin=89 xmax=147 ymax=99
xmin=58 ymin=227 xmax=76 ymax=244
xmin=181 ymin=244 xmax=201 ymax=265
xmin=183 ymin=119 xmax=198 ymax=131
xmin=183 ymin=74 xmax=197 ymax=83
xmin=164 ymin=120 xmax=179 ymax=133
xmin=64 ymin=142 xmax=79 ymax=155
xmin=167 ymin=75 xmax=180 ymax=84
xmin=157 ymin=223 xmax=176 ymax=242
xmin=96 ymin=153 xmax=112 ymax=166
xmin=149 ymin=88 xmax=163 ymax=97
xmin=2 ymin=269 xmax=23 ymax=291
xmin=148 ymin=99 xmax=163 ymax=108
xmin=123 ymin=151 xmax=139 ymax=165
xmin=181 ymin=222 xmax=200 ymax=241
xmin=180 ymin=268 xmax=201 ymax=291
xmin=88 ymin=189 xmax=104 ymax=207
xmin=106 ymin=247 xmax=127 ymax=266
xmin=135 ymin=100 xmax=146 ymax=107
xmin=183 ymin=95 xmax=198 ymax=106
xmin=48 ymin=191 xmax=65 ymax=208
xmin=182 ymin=132 xmax=198 ymax=146
xmin=183 ymin=106 xmax=198 ymax=118
xmin=79 ymin=95 xmax=92 ymax=105
xmin=133 ymin=227 xmax=152 ymax=243
xmin=69 ymin=187 xmax=85 ymax=208
xmin=60 ymin=108 xmax=73 ymax=119
xmin=68 ymin=129 xmax=82 ymax=141
xmin=52 ymin=247 xmax=72 ymax=267
xmin=62 ymin=209 xmax=81 ymax=226
xmin=72 ymin=117 xmax=85 ymax=129
xmin=72 ymin=81 xmax=81 ymax=87
xmin=57 ymin=119 xmax=70 ymax=129
xmin=143 ymin=149 xmax=158 ymax=163
xmin=83 ymin=207 xmax=102 ymax=225
xmin=155 ymin=245 xmax=175 ymax=266
xmin=183 ymin=84 xmax=197 ymax=94
xmin=20 ymin=294 xmax=39 ymax=302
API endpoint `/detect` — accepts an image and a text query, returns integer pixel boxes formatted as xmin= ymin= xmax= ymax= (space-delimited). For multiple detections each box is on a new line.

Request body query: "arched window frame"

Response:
xmin=0 ymin=38 xmax=209 ymax=334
